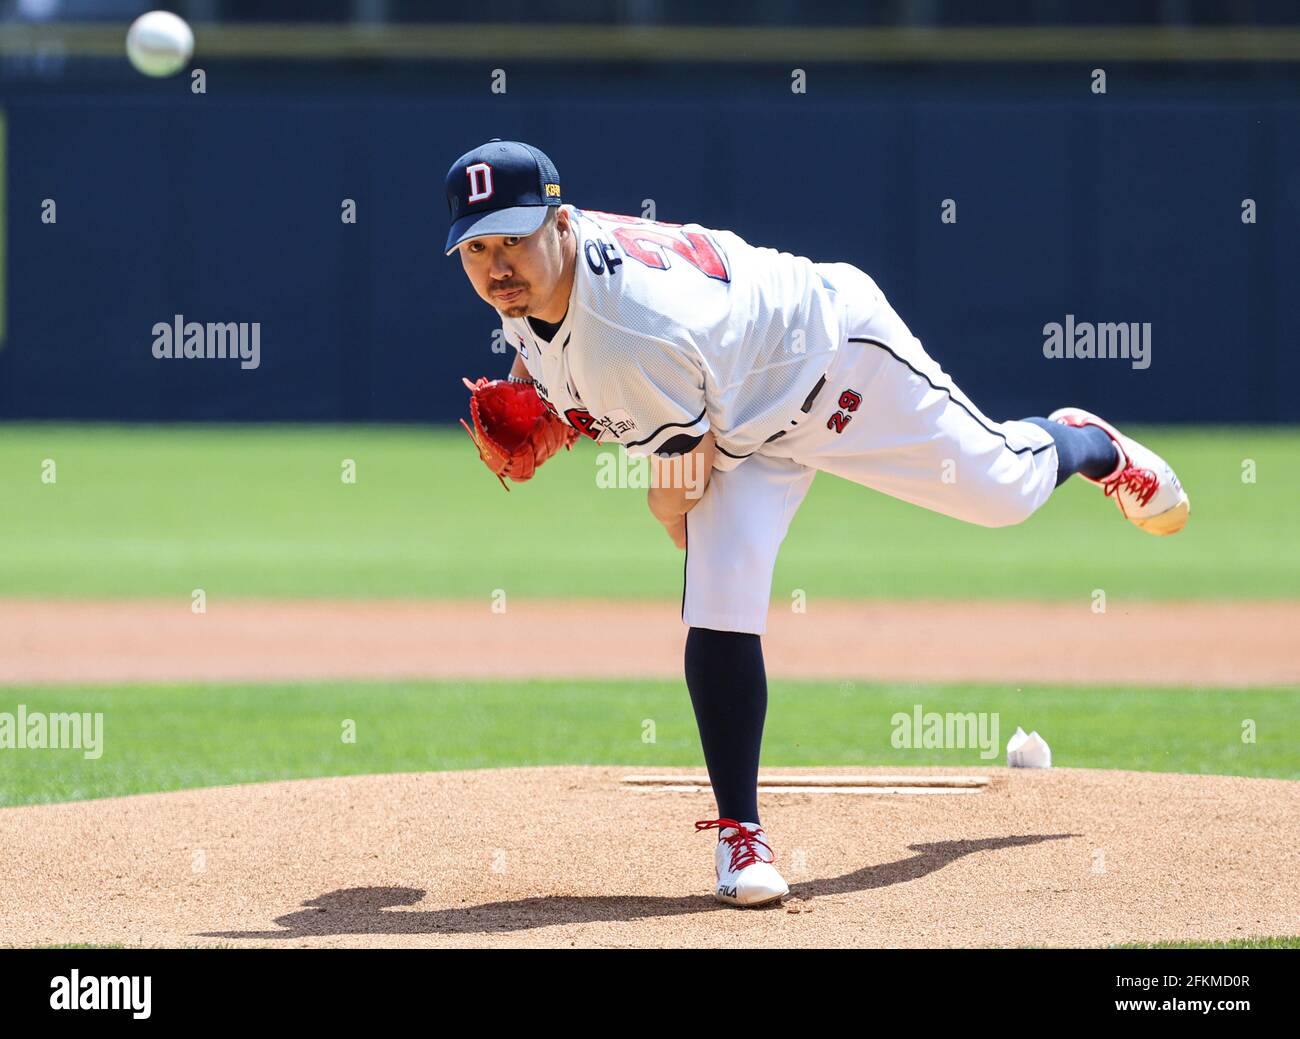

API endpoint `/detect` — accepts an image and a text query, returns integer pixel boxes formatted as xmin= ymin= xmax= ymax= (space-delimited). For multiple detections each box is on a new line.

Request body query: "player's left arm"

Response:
xmin=647 ymin=431 xmax=716 ymax=550
xmin=508 ymin=349 xmax=530 ymax=380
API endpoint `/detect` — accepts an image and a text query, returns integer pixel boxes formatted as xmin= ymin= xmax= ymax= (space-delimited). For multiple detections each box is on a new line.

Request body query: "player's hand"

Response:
xmin=660 ymin=513 xmax=687 ymax=550
xmin=647 ymin=486 xmax=689 ymax=549
xmin=646 ymin=432 xmax=714 ymax=550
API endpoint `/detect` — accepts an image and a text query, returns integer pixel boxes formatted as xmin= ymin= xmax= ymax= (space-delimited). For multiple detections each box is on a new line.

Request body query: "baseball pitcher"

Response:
xmin=446 ymin=139 xmax=1189 ymax=908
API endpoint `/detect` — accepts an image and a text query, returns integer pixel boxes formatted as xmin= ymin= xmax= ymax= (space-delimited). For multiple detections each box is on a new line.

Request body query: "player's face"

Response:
xmin=458 ymin=212 xmax=567 ymax=320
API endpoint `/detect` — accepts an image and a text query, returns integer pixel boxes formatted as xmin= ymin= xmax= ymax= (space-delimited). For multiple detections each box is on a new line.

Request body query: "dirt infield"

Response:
xmin=1 ymin=766 xmax=1296 ymax=948
xmin=2 ymin=598 xmax=1295 ymax=948
xmin=3 ymin=598 xmax=1299 ymax=686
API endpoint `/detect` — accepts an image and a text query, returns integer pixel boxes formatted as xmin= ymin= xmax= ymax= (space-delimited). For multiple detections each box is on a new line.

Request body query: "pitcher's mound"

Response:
xmin=1 ymin=766 xmax=1295 ymax=948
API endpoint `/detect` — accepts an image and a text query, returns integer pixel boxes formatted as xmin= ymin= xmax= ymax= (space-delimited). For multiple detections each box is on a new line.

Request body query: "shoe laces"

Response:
xmin=1103 ymin=465 xmax=1159 ymax=509
xmin=695 ymin=818 xmax=775 ymax=871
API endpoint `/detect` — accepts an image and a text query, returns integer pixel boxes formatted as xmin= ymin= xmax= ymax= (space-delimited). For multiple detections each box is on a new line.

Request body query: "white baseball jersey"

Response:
xmin=501 ymin=205 xmax=846 ymax=471
xmin=495 ymin=205 xmax=1061 ymax=636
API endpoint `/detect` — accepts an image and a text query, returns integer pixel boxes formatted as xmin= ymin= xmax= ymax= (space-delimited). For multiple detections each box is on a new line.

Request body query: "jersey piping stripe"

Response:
xmin=680 ymin=511 xmax=689 ymax=622
xmin=715 ymin=423 xmax=798 ymax=460
xmin=846 ymin=337 xmax=1055 ymax=457
xmin=714 ymin=442 xmax=756 ymax=460
xmin=624 ymin=406 xmax=709 ymax=448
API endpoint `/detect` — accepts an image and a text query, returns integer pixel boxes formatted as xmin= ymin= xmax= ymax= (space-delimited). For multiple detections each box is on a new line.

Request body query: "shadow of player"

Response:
xmin=790 ymin=833 xmax=1077 ymax=899
xmin=200 ymin=832 xmax=1076 ymax=940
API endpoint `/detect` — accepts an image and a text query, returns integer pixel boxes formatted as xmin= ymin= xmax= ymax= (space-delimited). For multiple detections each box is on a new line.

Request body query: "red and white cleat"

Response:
xmin=695 ymin=818 xmax=790 ymax=907
xmin=1049 ymin=407 xmax=1190 ymax=536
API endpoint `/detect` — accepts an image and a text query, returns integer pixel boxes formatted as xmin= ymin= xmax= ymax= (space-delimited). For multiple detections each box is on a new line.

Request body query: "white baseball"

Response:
xmin=125 ymin=11 xmax=195 ymax=78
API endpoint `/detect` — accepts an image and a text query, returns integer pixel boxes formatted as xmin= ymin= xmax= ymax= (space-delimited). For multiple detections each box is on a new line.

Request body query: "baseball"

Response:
xmin=125 ymin=11 xmax=194 ymax=78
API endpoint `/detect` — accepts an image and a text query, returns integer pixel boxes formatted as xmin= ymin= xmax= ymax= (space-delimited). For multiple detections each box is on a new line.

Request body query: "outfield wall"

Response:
xmin=2 ymin=61 xmax=1297 ymax=423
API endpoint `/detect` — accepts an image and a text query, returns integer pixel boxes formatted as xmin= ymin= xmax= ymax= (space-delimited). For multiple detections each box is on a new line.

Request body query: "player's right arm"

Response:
xmin=647 ymin=431 xmax=716 ymax=550
xmin=568 ymin=320 xmax=714 ymax=548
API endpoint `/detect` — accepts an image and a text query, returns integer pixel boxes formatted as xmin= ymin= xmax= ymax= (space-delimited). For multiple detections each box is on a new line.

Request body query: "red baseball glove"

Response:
xmin=459 ymin=377 xmax=580 ymax=490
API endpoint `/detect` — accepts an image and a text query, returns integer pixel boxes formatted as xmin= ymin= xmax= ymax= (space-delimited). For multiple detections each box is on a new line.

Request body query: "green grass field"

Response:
xmin=1 ymin=426 xmax=1294 ymax=948
xmin=1114 ymin=937 xmax=1300 ymax=949
xmin=1 ymin=679 xmax=1294 ymax=806
xmin=1 ymin=424 xmax=1297 ymax=600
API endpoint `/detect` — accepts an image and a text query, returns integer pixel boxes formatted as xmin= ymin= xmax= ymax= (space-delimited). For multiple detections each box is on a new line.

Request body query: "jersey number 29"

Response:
xmin=827 ymin=388 xmax=862 ymax=434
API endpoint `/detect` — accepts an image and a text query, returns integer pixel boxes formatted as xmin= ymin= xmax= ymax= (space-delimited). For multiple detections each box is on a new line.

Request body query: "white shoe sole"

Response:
xmin=1134 ymin=494 xmax=1190 ymax=536
xmin=713 ymin=885 xmax=789 ymax=908
xmin=1048 ymin=407 xmax=1191 ymax=536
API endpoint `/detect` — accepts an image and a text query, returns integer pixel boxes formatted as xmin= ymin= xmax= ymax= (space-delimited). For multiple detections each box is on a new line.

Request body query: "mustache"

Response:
xmin=491 ymin=283 xmax=526 ymax=295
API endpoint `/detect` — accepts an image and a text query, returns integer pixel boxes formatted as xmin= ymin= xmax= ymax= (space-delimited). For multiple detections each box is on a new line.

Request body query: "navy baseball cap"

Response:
xmin=444 ymin=139 xmax=563 ymax=255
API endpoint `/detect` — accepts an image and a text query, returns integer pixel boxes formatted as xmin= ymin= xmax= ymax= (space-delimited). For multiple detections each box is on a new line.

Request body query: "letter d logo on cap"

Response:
xmin=466 ymin=163 xmax=495 ymax=203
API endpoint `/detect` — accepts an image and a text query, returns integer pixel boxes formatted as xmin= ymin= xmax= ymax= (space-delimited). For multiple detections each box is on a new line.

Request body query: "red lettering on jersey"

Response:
xmin=827 ymin=411 xmax=852 ymax=434
xmin=565 ymin=408 xmax=602 ymax=440
xmin=827 ymin=387 xmax=862 ymax=434
xmin=581 ymin=209 xmax=728 ymax=282
xmin=611 ymin=227 xmax=728 ymax=282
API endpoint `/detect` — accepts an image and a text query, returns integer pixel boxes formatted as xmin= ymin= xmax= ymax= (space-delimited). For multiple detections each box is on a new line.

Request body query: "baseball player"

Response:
xmin=446 ymin=140 xmax=1189 ymax=908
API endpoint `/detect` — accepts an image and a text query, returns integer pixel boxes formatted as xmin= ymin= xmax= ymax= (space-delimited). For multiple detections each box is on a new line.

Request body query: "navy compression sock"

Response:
xmin=683 ymin=627 xmax=766 ymax=826
xmin=1023 ymin=417 xmax=1120 ymax=487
